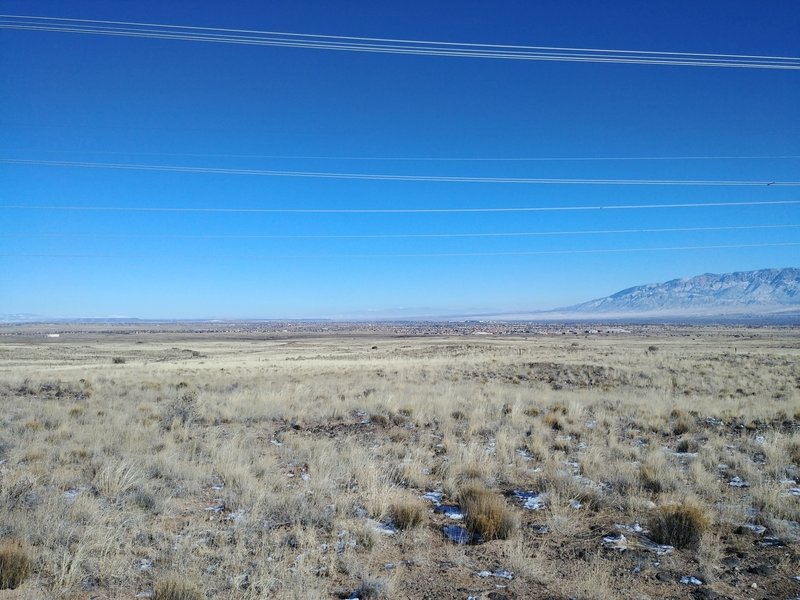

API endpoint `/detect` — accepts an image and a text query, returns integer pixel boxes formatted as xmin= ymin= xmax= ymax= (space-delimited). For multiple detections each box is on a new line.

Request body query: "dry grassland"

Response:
xmin=0 ymin=327 xmax=799 ymax=599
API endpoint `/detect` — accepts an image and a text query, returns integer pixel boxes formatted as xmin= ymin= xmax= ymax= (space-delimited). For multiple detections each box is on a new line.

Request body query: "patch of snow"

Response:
xmin=477 ymin=569 xmax=513 ymax=580
xmin=513 ymin=490 xmax=546 ymax=510
xmin=434 ymin=504 xmax=464 ymax=520
xmin=422 ymin=490 xmax=444 ymax=504
xmin=602 ymin=534 xmax=627 ymax=551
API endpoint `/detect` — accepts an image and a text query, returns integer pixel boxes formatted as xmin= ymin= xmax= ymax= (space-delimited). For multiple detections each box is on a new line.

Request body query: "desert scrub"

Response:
xmin=649 ymin=500 xmax=711 ymax=549
xmin=458 ymin=485 xmax=518 ymax=540
xmin=0 ymin=538 xmax=32 ymax=590
xmin=154 ymin=577 xmax=203 ymax=600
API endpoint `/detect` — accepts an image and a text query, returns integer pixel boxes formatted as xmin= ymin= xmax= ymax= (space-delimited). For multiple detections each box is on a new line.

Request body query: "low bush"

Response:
xmin=389 ymin=496 xmax=426 ymax=530
xmin=0 ymin=538 xmax=32 ymax=590
xmin=154 ymin=577 xmax=203 ymax=600
xmin=458 ymin=485 xmax=517 ymax=540
xmin=649 ymin=500 xmax=711 ymax=549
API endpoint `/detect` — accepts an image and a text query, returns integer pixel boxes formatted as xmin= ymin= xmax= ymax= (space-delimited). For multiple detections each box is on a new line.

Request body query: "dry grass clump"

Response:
xmin=669 ymin=408 xmax=693 ymax=435
xmin=458 ymin=484 xmax=518 ymax=540
xmin=389 ymin=495 xmax=426 ymax=530
xmin=0 ymin=538 xmax=32 ymax=590
xmin=649 ymin=499 xmax=712 ymax=550
xmin=153 ymin=577 xmax=204 ymax=600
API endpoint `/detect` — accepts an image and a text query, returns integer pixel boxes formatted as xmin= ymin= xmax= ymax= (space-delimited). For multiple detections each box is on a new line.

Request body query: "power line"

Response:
xmin=1 ymin=242 xmax=798 ymax=260
xmin=2 ymin=15 xmax=799 ymax=69
xmin=2 ymin=224 xmax=798 ymax=240
xmin=5 ymin=149 xmax=800 ymax=162
xmin=2 ymin=159 xmax=799 ymax=186
xmin=2 ymin=200 xmax=799 ymax=213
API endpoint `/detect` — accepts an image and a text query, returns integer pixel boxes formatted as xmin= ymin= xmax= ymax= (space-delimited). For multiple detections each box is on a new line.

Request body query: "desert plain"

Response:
xmin=0 ymin=323 xmax=799 ymax=599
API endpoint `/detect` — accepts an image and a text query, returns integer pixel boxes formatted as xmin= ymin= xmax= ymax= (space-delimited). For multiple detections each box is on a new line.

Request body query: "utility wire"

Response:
xmin=2 ymin=15 xmax=799 ymax=69
xmin=5 ymin=149 xmax=800 ymax=162
xmin=2 ymin=242 xmax=799 ymax=260
xmin=2 ymin=159 xmax=798 ymax=186
xmin=2 ymin=224 xmax=799 ymax=240
xmin=2 ymin=200 xmax=799 ymax=214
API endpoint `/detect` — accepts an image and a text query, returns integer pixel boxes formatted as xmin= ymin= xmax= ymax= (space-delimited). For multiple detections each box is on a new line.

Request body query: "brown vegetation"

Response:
xmin=0 ymin=326 xmax=798 ymax=598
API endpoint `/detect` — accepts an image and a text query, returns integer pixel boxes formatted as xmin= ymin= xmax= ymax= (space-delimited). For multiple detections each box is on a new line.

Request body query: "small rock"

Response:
xmin=748 ymin=564 xmax=775 ymax=576
xmin=760 ymin=537 xmax=785 ymax=547
xmin=722 ymin=556 xmax=740 ymax=568
xmin=736 ymin=523 xmax=766 ymax=536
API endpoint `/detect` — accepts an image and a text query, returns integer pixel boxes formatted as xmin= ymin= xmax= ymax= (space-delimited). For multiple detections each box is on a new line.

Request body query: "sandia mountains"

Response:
xmin=562 ymin=267 xmax=799 ymax=317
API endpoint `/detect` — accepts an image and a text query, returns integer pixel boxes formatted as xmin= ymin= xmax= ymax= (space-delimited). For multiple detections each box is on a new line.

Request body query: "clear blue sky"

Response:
xmin=1 ymin=0 xmax=798 ymax=318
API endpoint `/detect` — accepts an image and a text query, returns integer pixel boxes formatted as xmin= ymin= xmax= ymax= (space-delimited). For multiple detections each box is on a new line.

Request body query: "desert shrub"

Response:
xmin=370 ymin=414 xmax=389 ymax=427
xmin=649 ymin=500 xmax=711 ymax=549
xmin=348 ymin=577 xmax=387 ymax=599
xmin=0 ymin=538 xmax=32 ymax=590
xmin=543 ymin=411 xmax=563 ymax=431
xmin=161 ymin=392 xmax=198 ymax=430
xmin=786 ymin=440 xmax=800 ymax=465
xmin=676 ymin=437 xmax=699 ymax=453
xmin=389 ymin=496 xmax=426 ymax=529
xmin=458 ymin=485 xmax=517 ymax=540
xmin=154 ymin=577 xmax=203 ymax=600
xmin=111 ymin=356 xmax=126 ymax=364
xmin=669 ymin=409 xmax=693 ymax=435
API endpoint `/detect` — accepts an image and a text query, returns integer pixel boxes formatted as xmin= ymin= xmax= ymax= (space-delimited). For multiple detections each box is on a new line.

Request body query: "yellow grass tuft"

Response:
xmin=458 ymin=485 xmax=518 ymax=540
xmin=0 ymin=538 xmax=32 ymax=590
xmin=154 ymin=577 xmax=204 ymax=600
xmin=389 ymin=495 xmax=427 ymax=530
xmin=649 ymin=500 xmax=712 ymax=550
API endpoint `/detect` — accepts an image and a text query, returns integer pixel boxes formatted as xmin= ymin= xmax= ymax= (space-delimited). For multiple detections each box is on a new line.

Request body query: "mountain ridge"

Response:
xmin=563 ymin=267 xmax=800 ymax=315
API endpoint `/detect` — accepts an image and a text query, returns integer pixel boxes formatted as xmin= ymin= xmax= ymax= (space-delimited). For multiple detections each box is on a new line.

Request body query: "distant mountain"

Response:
xmin=563 ymin=268 xmax=800 ymax=316
xmin=0 ymin=313 xmax=45 ymax=323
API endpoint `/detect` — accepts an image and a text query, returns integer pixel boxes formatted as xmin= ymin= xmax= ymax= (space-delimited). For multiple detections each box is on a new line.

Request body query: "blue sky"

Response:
xmin=1 ymin=0 xmax=798 ymax=318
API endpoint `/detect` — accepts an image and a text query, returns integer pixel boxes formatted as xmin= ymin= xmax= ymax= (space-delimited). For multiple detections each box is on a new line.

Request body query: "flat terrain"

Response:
xmin=1 ymin=325 xmax=799 ymax=599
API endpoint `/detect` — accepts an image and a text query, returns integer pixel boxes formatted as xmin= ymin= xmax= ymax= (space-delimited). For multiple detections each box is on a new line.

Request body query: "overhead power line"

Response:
xmin=2 ymin=224 xmax=799 ymax=240
xmin=2 ymin=200 xmax=799 ymax=214
xmin=2 ymin=242 xmax=799 ymax=260
xmin=2 ymin=15 xmax=799 ymax=70
xmin=2 ymin=159 xmax=799 ymax=187
xmin=5 ymin=149 xmax=800 ymax=162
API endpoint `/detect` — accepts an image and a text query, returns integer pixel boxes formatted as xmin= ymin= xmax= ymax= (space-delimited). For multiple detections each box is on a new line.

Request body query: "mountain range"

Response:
xmin=2 ymin=268 xmax=798 ymax=323
xmin=560 ymin=267 xmax=799 ymax=317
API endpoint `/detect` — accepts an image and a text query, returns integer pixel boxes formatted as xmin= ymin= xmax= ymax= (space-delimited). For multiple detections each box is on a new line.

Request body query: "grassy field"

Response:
xmin=0 ymin=326 xmax=799 ymax=599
